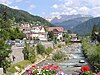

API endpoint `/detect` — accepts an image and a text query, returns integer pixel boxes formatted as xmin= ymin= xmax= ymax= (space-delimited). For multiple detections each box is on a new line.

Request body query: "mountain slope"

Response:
xmin=0 ymin=4 xmax=53 ymax=26
xmin=72 ymin=17 xmax=100 ymax=35
xmin=48 ymin=14 xmax=92 ymax=24
xmin=54 ymin=17 xmax=92 ymax=30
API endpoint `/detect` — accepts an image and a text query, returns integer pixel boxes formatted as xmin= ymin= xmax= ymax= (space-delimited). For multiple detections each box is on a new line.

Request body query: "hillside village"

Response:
xmin=0 ymin=3 xmax=100 ymax=75
xmin=1 ymin=22 xmax=81 ymax=75
xmin=1 ymin=22 xmax=100 ymax=75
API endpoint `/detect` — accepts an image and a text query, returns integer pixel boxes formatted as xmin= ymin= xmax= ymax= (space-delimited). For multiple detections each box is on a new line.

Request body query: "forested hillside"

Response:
xmin=0 ymin=4 xmax=53 ymax=26
xmin=72 ymin=17 xmax=100 ymax=35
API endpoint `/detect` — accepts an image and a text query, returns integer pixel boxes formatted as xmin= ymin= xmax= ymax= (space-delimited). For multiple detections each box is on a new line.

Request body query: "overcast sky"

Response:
xmin=0 ymin=0 xmax=100 ymax=17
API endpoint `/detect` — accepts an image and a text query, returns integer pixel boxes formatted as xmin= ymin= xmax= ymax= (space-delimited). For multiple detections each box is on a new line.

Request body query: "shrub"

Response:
xmin=58 ymin=44 xmax=62 ymax=48
xmin=45 ymin=47 xmax=53 ymax=55
xmin=52 ymin=51 xmax=65 ymax=61
xmin=82 ymin=38 xmax=100 ymax=72
xmin=36 ymin=43 xmax=45 ymax=55
xmin=28 ymin=53 xmax=36 ymax=63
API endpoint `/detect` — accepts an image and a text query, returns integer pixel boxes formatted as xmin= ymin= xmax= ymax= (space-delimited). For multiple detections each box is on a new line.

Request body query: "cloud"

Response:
xmin=15 ymin=0 xmax=22 ymax=2
xmin=1 ymin=1 xmax=19 ymax=9
xmin=29 ymin=5 xmax=36 ymax=10
xmin=51 ymin=12 xmax=60 ymax=16
xmin=90 ymin=7 xmax=100 ymax=17
xmin=52 ymin=0 xmax=100 ymax=17
xmin=0 ymin=0 xmax=13 ymax=4
xmin=10 ymin=6 xmax=19 ymax=9
xmin=52 ymin=4 xmax=58 ymax=9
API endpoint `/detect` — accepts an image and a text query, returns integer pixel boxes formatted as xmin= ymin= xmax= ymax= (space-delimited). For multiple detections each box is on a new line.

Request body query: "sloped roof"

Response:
xmin=48 ymin=27 xmax=64 ymax=32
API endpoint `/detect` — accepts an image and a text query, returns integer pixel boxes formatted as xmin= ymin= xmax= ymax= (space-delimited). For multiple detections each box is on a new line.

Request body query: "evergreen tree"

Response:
xmin=48 ymin=31 xmax=54 ymax=41
xmin=22 ymin=42 xmax=29 ymax=60
xmin=0 ymin=6 xmax=12 ymax=29
xmin=91 ymin=25 xmax=97 ymax=41
xmin=0 ymin=38 xmax=11 ymax=73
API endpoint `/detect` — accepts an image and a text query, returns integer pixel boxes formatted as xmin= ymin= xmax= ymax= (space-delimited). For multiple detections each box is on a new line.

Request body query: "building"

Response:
xmin=30 ymin=26 xmax=47 ymax=41
xmin=20 ymin=24 xmax=47 ymax=41
xmin=69 ymin=33 xmax=81 ymax=43
xmin=48 ymin=27 xmax=64 ymax=40
xmin=20 ymin=24 xmax=31 ymax=34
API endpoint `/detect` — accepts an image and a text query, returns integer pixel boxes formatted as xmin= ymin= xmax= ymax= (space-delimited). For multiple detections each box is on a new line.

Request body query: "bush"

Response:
xmin=52 ymin=51 xmax=65 ymax=61
xmin=58 ymin=44 xmax=62 ymax=48
xmin=84 ymin=71 xmax=95 ymax=75
xmin=82 ymin=38 xmax=100 ymax=72
xmin=36 ymin=43 xmax=45 ymax=55
xmin=28 ymin=53 xmax=36 ymax=63
xmin=45 ymin=47 xmax=53 ymax=55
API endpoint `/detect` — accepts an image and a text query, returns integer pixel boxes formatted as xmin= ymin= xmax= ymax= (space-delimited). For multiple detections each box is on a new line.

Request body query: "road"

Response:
xmin=23 ymin=43 xmax=89 ymax=75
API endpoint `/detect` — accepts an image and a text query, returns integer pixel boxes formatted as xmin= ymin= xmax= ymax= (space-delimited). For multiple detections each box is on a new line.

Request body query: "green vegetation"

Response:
xmin=82 ymin=38 xmax=100 ymax=72
xmin=58 ymin=44 xmax=62 ymax=48
xmin=54 ymin=37 xmax=57 ymax=44
xmin=36 ymin=43 xmax=45 ymax=55
xmin=0 ymin=4 xmax=53 ymax=26
xmin=45 ymin=47 xmax=53 ymax=55
xmin=7 ymin=60 xmax=32 ymax=73
xmin=22 ymin=42 xmax=36 ymax=63
xmin=0 ymin=39 xmax=11 ymax=73
xmin=73 ymin=17 xmax=100 ymax=36
xmin=0 ymin=27 xmax=25 ymax=40
xmin=83 ymin=71 xmax=95 ymax=75
xmin=47 ymin=31 xmax=54 ymax=41
xmin=0 ymin=6 xmax=25 ymax=40
xmin=91 ymin=25 xmax=100 ymax=43
xmin=63 ymin=32 xmax=71 ymax=45
xmin=52 ymin=51 xmax=65 ymax=61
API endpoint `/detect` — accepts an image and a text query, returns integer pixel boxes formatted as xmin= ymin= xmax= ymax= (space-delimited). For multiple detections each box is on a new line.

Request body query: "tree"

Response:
xmin=91 ymin=25 xmax=100 ymax=43
xmin=91 ymin=25 xmax=98 ymax=41
xmin=0 ymin=6 xmax=12 ymax=29
xmin=48 ymin=31 xmax=54 ymax=41
xmin=54 ymin=37 xmax=57 ymax=44
xmin=0 ymin=39 xmax=11 ymax=73
xmin=22 ymin=42 xmax=36 ymax=63
xmin=36 ymin=43 xmax=45 ymax=55
xmin=22 ymin=42 xmax=29 ymax=60
xmin=28 ymin=46 xmax=36 ymax=63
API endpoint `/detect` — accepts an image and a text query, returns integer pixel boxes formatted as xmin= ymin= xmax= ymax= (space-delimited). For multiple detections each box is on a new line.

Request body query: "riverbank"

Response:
xmin=14 ymin=44 xmax=68 ymax=75
xmin=23 ymin=43 xmax=91 ymax=75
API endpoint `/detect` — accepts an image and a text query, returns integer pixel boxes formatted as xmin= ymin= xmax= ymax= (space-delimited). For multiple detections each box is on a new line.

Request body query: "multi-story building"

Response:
xmin=48 ymin=27 xmax=64 ymax=40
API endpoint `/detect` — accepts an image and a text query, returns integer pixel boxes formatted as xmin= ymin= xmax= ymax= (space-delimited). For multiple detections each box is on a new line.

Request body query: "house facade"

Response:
xmin=21 ymin=24 xmax=47 ymax=41
xmin=21 ymin=24 xmax=31 ymax=34
xmin=30 ymin=26 xmax=47 ymax=41
xmin=48 ymin=27 xmax=64 ymax=40
xmin=69 ymin=33 xmax=81 ymax=43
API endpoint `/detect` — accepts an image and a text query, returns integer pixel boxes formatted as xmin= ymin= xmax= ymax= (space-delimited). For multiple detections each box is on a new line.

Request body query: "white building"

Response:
xmin=30 ymin=26 xmax=47 ymax=41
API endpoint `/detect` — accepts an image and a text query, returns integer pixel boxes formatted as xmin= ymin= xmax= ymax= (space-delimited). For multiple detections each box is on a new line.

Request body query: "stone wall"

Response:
xmin=41 ymin=42 xmax=54 ymax=49
xmin=10 ymin=46 xmax=24 ymax=64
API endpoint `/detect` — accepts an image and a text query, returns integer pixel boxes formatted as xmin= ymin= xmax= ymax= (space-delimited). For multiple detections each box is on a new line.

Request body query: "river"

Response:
xmin=22 ymin=43 xmax=89 ymax=75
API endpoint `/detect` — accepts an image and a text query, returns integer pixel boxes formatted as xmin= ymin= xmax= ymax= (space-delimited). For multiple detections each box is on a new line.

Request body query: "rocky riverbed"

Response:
xmin=23 ymin=43 xmax=90 ymax=75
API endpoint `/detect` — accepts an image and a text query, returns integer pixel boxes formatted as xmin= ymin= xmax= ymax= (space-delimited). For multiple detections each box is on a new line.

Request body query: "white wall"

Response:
xmin=0 ymin=68 xmax=3 ymax=75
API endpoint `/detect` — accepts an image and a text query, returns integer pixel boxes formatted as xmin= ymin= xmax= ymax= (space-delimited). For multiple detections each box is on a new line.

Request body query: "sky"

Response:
xmin=0 ymin=0 xmax=100 ymax=18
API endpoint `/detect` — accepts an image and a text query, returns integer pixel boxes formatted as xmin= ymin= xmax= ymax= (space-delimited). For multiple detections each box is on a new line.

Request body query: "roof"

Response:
xmin=48 ymin=27 xmax=64 ymax=32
